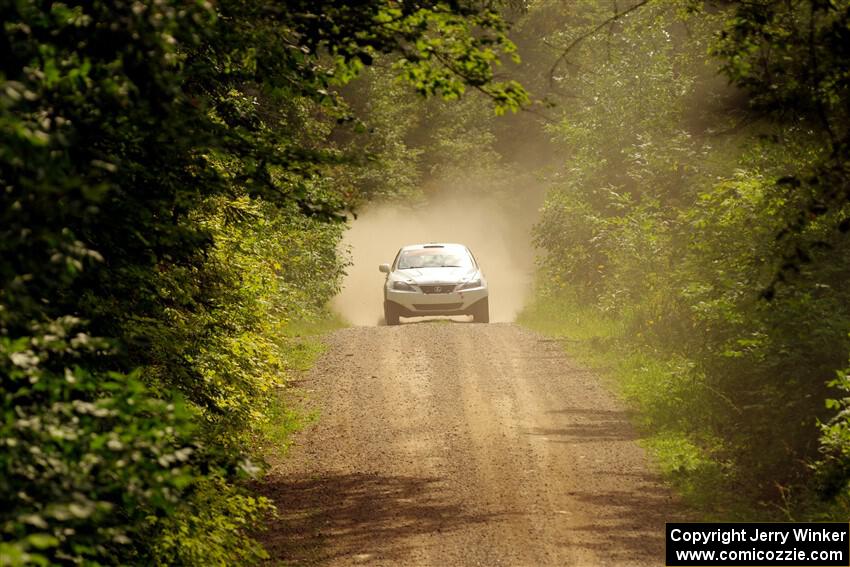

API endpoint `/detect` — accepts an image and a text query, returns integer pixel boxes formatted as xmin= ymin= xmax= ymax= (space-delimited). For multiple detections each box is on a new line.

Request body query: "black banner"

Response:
xmin=666 ymin=523 xmax=850 ymax=566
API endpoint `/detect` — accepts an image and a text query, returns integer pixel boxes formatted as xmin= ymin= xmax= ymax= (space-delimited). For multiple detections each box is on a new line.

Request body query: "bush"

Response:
xmin=524 ymin=0 xmax=850 ymax=517
xmin=0 ymin=318 xmax=208 ymax=565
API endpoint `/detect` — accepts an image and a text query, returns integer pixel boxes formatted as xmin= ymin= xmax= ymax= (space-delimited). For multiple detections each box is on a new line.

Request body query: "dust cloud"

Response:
xmin=332 ymin=189 xmax=543 ymax=326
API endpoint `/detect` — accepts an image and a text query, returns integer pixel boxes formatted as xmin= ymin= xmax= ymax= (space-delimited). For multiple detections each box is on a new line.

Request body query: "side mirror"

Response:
xmin=379 ymin=263 xmax=391 ymax=273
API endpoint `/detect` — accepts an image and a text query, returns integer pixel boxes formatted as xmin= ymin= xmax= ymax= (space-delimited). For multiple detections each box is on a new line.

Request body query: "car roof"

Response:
xmin=399 ymin=243 xmax=469 ymax=252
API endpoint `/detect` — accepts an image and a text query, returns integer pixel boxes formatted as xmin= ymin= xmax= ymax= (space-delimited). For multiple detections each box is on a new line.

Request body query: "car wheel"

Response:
xmin=472 ymin=298 xmax=489 ymax=323
xmin=384 ymin=301 xmax=400 ymax=326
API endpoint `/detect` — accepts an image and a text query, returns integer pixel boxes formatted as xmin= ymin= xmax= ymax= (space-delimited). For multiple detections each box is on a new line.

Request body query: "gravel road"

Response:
xmin=259 ymin=322 xmax=683 ymax=566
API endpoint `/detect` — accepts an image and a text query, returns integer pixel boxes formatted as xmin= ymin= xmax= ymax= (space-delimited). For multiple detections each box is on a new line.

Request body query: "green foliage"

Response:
xmin=1 ymin=318 xmax=202 ymax=565
xmin=713 ymin=0 xmax=850 ymax=279
xmin=524 ymin=0 xmax=850 ymax=519
xmin=1 ymin=0 xmax=525 ymax=563
xmin=335 ymin=65 xmax=427 ymax=205
xmin=148 ymin=476 xmax=274 ymax=567
xmin=336 ymin=49 xmax=530 ymax=208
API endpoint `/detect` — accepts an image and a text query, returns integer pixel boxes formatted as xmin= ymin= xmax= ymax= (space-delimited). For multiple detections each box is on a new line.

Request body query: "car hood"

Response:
xmin=391 ymin=267 xmax=479 ymax=284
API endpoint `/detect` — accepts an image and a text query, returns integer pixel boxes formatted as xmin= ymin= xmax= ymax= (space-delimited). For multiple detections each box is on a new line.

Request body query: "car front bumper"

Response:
xmin=385 ymin=286 xmax=488 ymax=317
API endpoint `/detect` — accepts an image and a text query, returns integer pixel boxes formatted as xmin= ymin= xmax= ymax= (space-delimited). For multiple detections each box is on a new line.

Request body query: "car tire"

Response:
xmin=472 ymin=298 xmax=489 ymax=323
xmin=384 ymin=301 xmax=400 ymax=326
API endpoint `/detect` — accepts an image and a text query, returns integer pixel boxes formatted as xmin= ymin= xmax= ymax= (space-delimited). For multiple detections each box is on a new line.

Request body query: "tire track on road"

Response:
xmin=259 ymin=322 xmax=683 ymax=566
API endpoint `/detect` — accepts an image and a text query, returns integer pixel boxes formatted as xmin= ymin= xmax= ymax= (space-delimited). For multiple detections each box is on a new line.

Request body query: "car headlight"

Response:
xmin=392 ymin=281 xmax=416 ymax=291
xmin=458 ymin=279 xmax=482 ymax=290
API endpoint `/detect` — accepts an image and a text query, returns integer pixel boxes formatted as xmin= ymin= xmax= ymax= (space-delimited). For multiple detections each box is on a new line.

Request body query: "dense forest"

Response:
xmin=0 ymin=1 xmax=525 ymax=563
xmin=518 ymin=0 xmax=850 ymax=520
xmin=2 ymin=0 xmax=850 ymax=564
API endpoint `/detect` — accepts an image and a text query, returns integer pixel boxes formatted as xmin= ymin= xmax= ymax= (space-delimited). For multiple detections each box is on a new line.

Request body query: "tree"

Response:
xmin=0 ymin=0 xmax=527 ymax=563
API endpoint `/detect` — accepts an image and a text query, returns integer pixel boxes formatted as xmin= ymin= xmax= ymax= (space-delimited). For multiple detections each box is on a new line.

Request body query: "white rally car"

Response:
xmin=379 ymin=243 xmax=489 ymax=325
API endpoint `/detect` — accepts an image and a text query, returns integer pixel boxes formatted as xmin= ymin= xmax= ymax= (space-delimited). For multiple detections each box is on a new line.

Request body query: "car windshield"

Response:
xmin=397 ymin=248 xmax=473 ymax=270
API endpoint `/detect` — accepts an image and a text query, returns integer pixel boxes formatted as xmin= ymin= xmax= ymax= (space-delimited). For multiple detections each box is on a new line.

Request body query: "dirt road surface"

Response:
xmin=259 ymin=322 xmax=683 ymax=566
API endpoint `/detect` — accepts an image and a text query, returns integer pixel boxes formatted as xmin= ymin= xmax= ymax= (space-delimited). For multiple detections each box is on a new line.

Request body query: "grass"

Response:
xmin=517 ymin=295 xmax=628 ymax=344
xmin=519 ymin=292 xmax=850 ymax=522
xmin=259 ymin=310 xmax=347 ymax=457
xmin=251 ymin=311 xmax=348 ymax=564
xmin=261 ymin=391 xmax=318 ymax=454
xmin=516 ymin=293 xmax=750 ymax=520
xmin=281 ymin=311 xmax=348 ymax=338
xmin=278 ymin=311 xmax=348 ymax=370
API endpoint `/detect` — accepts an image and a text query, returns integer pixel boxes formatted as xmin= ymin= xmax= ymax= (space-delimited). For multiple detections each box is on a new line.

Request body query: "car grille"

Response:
xmin=412 ymin=303 xmax=463 ymax=311
xmin=419 ymin=284 xmax=456 ymax=294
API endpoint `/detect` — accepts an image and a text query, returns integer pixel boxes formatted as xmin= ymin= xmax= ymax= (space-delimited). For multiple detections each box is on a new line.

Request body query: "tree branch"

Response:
xmin=548 ymin=0 xmax=652 ymax=84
